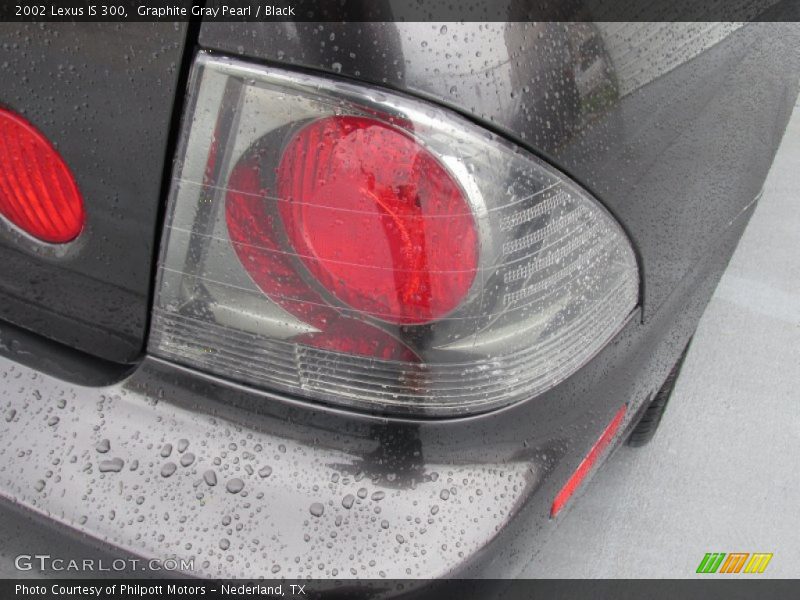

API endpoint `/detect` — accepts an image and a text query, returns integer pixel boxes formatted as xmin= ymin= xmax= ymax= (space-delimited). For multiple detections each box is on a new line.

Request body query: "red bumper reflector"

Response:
xmin=0 ymin=108 xmax=85 ymax=243
xmin=551 ymin=403 xmax=627 ymax=518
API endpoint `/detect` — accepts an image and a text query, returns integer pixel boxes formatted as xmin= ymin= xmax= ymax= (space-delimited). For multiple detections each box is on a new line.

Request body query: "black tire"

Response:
xmin=627 ymin=339 xmax=693 ymax=447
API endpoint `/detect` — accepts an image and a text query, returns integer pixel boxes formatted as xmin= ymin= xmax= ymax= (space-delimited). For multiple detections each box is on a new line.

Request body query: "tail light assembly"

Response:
xmin=150 ymin=53 xmax=638 ymax=416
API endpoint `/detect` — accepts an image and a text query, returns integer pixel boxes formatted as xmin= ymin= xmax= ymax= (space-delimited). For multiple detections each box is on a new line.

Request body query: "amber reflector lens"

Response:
xmin=0 ymin=108 xmax=85 ymax=243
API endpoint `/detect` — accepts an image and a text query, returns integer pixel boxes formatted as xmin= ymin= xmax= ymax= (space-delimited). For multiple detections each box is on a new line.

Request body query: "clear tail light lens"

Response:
xmin=150 ymin=53 xmax=638 ymax=416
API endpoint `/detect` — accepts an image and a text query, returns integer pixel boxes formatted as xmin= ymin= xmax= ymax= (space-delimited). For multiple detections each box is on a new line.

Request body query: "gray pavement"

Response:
xmin=521 ymin=101 xmax=800 ymax=578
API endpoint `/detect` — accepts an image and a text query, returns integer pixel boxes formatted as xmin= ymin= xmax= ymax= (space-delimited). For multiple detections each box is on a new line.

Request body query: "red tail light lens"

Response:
xmin=276 ymin=115 xmax=478 ymax=324
xmin=224 ymin=134 xmax=418 ymax=361
xmin=0 ymin=108 xmax=84 ymax=243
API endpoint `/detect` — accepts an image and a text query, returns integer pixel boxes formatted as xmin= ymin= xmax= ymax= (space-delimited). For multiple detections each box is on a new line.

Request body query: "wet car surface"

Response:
xmin=0 ymin=15 xmax=798 ymax=583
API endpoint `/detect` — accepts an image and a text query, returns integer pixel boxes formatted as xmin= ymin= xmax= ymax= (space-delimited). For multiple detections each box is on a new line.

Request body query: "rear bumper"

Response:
xmin=0 ymin=203 xmax=754 ymax=580
xmin=0 ymin=352 xmax=539 ymax=579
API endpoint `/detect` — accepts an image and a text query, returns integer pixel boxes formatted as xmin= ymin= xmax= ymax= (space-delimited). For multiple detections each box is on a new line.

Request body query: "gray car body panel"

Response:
xmin=0 ymin=23 xmax=187 ymax=363
xmin=0 ymin=17 xmax=797 ymax=581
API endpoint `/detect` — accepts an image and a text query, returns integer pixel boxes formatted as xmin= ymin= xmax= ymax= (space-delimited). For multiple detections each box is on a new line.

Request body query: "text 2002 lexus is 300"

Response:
xmin=0 ymin=12 xmax=798 ymax=582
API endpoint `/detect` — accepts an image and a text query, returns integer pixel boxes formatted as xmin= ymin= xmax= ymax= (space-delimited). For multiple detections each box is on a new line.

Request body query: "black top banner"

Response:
xmin=1 ymin=0 xmax=799 ymax=22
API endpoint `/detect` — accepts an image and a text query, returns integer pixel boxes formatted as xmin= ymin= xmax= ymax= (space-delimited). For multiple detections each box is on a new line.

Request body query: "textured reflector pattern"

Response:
xmin=0 ymin=108 xmax=84 ymax=243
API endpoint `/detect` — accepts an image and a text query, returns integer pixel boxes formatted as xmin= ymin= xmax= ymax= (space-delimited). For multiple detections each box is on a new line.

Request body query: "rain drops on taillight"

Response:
xmin=150 ymin=54 xmax=639 ymax=416
xmin=0 ymin=108 xmax=84 ymax=243
xmin=274 ymin=115 xmax=478 ymax=325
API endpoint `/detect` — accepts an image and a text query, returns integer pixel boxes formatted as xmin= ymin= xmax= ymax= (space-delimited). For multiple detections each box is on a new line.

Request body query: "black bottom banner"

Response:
xmin=4 ymin=579 xmax=800 ymax=600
